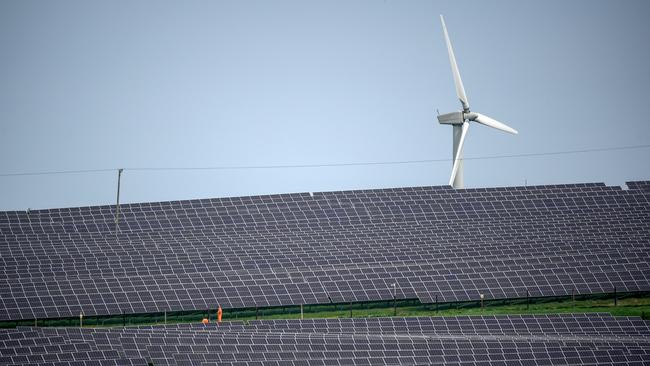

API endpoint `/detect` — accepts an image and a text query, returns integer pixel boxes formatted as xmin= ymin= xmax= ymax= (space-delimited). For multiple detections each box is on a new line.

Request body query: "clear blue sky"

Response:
xmin=1 ymin=0 xmax=649 ymax=211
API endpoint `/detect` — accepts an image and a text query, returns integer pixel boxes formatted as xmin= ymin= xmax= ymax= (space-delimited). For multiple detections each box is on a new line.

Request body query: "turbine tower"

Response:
xmin=437 ymin=15 xmax=518 ymax=189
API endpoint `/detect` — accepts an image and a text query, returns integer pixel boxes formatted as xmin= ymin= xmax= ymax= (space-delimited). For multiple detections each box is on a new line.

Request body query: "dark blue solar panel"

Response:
xmin=0 ymin=181 xmax=649 ymax=320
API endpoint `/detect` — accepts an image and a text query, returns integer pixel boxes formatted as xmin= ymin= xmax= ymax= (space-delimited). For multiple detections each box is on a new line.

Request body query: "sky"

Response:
xmin=1 ymin=0 xmax=649 ymax=211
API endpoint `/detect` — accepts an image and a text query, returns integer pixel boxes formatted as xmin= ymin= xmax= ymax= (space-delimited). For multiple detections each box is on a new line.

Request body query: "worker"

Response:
xmin=217 ymin=305 xmax=223 ymax=323
xmin=201 ymin=318 xmax=208 ymax=324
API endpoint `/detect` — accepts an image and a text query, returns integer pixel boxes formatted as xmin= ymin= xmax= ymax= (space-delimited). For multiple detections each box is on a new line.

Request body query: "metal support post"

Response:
xmin=392 ymin=283 xmax=397 ymax=317
xmin=572 ymin=288 xmax=575 ymax=309
xmin=435 ymin=295 xmax=438 ymax=313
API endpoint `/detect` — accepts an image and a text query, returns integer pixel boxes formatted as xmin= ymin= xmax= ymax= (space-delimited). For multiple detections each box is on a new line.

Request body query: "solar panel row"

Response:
xmin=1 ymin=314 xmax=647 ymax=366
xmin=2 ymin=211 xmax=647 ymax=276
xmin=2 ymin=250 xmax=648 ymax=320
xmin=1 ymin=182 xmax=646 ymax=235
xmin=1 ymin=182 xmax=648 ymax=320
xmin=243 ymin=314 xmax=650 ymax=336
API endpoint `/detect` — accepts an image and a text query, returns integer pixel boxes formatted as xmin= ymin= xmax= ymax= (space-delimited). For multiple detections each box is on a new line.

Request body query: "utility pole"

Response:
xmin=115 ymin=169 xmax=123 ymax=232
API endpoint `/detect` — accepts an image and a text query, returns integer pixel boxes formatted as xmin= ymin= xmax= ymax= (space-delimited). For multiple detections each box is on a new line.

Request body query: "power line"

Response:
xmin=462 ymin=144 xmax=650 ymax=161
xmin=1 ymin=143 xmax=648 ymax=178
xmin=0 ymin=168 xmax=116 ymax=177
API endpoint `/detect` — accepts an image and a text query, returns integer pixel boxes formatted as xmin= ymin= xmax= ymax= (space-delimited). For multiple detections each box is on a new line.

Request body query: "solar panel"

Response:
xmin=3 ymin=316 xmax=644 ymax=366
xmin=245 ymin=314 xmax=650 ymax=337
xmin=1 ymin=182 xmax=649 ymax=320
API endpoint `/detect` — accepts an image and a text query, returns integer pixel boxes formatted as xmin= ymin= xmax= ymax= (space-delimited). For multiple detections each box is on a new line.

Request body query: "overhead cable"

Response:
xmin=1 ymin=143 xmax=648 ymax=177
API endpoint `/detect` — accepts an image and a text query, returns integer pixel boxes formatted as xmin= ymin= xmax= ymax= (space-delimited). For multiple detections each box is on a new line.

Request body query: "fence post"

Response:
xmin=301 ymin=304 xmax=304 ymax=320
xmin=435 ymin=295 xmax=438 ymax=313
xmin=614 ymin=286 xmax=617 ymax=307
xmin=392 ymin=283 xmax=397 ymax=317
xmin=164 ymin=310 xmax=167 ymax=324
xmin=256 ymin=307 xmax=259 ymax=320
xmin=526 ymin=290 xmax=530 ymax=310
xmin=572 ymin=288 xmax=575 ymax=309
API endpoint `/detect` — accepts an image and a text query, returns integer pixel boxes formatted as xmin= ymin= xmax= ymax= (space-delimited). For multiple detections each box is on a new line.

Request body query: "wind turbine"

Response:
xmin=437 ymin=15 xmax=518 ymax=189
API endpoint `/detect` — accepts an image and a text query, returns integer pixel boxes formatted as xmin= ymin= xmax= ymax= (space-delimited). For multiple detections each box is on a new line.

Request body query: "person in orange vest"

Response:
xmin=217 ymin=305 xmax=223 ymax=323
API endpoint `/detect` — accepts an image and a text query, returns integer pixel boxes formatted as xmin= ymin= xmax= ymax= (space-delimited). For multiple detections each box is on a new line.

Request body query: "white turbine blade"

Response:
xmin=449 ymin=121 xmax=469 ymax=186
xmin=473 ymin=112 xmax=518 ymax=135
xmin=440 ymin=15 xmax=469 ymax=111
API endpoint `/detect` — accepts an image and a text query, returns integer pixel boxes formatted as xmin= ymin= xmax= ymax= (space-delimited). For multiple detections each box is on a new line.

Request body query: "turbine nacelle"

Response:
xmin=437 ymin=111 xmax=463 ymax=125
xmin=438 ymin=111 xmax=518 ymax=135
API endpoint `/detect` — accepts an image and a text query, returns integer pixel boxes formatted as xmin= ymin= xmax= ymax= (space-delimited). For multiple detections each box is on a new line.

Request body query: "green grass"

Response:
xmin=229 ymin=296 xmax=650 ymax=321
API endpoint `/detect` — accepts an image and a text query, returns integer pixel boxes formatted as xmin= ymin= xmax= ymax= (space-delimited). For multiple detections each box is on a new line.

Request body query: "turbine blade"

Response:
xmin=473 ymin=112 xmax=518 ymax=135
xmin=449 ymin=121 xmax=470 ymax=186
xmin=440 ymin=15 xmax=469 ymax=111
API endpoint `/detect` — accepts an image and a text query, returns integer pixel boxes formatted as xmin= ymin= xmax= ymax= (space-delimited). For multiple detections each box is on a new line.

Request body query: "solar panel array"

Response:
xmin=1 ymin=181 xmax=649 ymax=320
xmin=1 ymin=314 xmax=648 ymax=365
